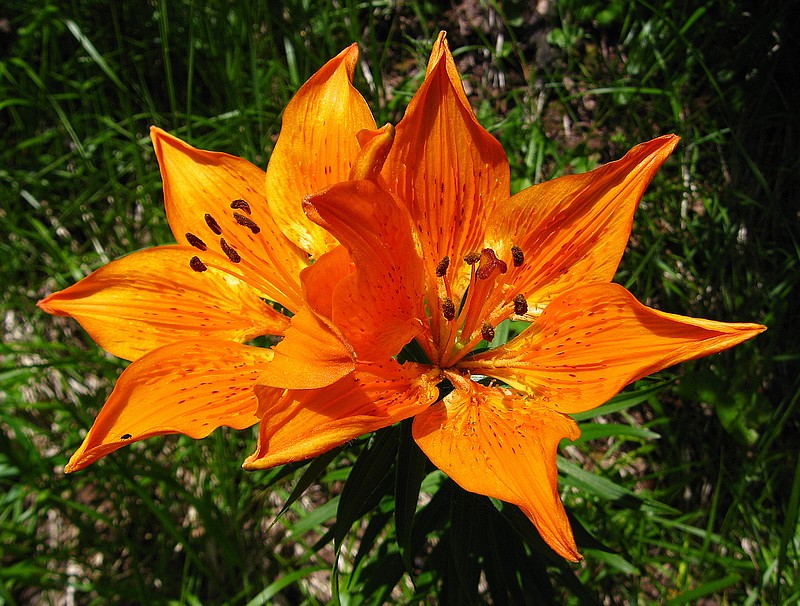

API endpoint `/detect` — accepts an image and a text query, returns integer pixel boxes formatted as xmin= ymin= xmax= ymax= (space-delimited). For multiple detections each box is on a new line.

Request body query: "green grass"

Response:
xmin=2 ymin=0 xmax=797 ymax=603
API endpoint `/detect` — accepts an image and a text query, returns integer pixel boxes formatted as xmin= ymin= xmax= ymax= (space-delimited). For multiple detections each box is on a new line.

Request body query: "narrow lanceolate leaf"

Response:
xmin=37 ymin=245 xmax=289 ymax=362
xmin=65 ymin=339 xmax=275 ymax=472
xmin=464 ymin=283 xmax=766 ymax=414
xmin=334 ymin=426 xmax=399 ymax=553
xmin=395 ymin=420 xmax=429 ymax=571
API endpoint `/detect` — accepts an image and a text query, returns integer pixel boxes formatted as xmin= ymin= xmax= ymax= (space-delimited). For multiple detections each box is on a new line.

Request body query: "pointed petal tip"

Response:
xmin=63 ymin=458 xmax=83 ymax=474
xmin=241 ymin=453 xmax=270 ymax=471
xmin=36 ymin=294 xmax=56 ymax=315
xmin=660 ymin=132 xmax=680 ymax=151
xmin=641 ymin=133 xmax=680 ymax=161
xmin=37 ymin=290 xmax=77 ymax=318
xmin=425 ymin=31 xmax=452 ymax=75
xmin=542 ymin=531 xmax=582 ymax=562
xmin=332 ymin=42 xmax=360 ymax=75
xmin=149 ymin=125 xmax=172 ymax=146
xmin=64 ymin=442 xmax=112 ymax=474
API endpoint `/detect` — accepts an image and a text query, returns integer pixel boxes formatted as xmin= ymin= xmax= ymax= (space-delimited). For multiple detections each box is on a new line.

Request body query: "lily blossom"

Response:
xmin=38 ymin=33 xmax=766 ymax=562
xmin=37 ymin=44 xmax=384 ymax=471
xmin=242 ymin=33 xmax=765 ymax=561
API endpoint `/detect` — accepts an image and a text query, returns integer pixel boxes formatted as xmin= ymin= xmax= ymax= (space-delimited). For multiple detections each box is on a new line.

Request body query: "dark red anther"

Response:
xmin=511 ymin=245 xmax=524 ymax=267
xmin=233 ymin=212 xmax=261 ymax=234
xmin=186 ymin=232 xmax=207 ymax=251
xmin=513 ymin=293 xmax=528 ymax=315
xmin=189 ymin=256 xmax=207 ymax=272
xmin=442 ymin=297 xmax=456 ymax=321
xmin=220 ymin=238 xmax=241 ymax=263
xmin=204 ymin=213 xmax=222 ymax=235
xmin=436 ymin=256 xmax=450 ymax=277
xmin=481 ymin=323 xmax=495 ymax=342
xmin=464 ymin=252 xmax=481 ymax=265
xmin=230 ymin=199 xmax=251 ymax=214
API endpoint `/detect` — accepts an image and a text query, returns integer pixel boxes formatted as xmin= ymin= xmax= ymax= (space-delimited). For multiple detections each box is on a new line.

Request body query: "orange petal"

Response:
xmin=265 ymin=44 xmax=377 ymax=258
xmin=464 ymin=283 xmax=766 ymax=414
xmin=243 ymin=361 xmax=439 ymax=469
xmin=485 ymin=135 xmax=679 ymax=314
xmin=65 ymin=339 xmax=275 ymax=472
xmin=151 ymin=127 xmax=307 ymax=311
xmin=299 ymin=244 xmax=353 ymax=320
xmin=383 ymin=32 xmax=510 ymax=300
xmin=349 ymin=124 xmax=395 ymax=181
xmin=303 ymin=180 xmax=427 ymax=361
xmin=412 ymin=377 xmax=582 ymax=561
xmin=37 ymin=245 xmax=289 ymax=361
xmin=256 ymin=305 xmax=355 ymax=390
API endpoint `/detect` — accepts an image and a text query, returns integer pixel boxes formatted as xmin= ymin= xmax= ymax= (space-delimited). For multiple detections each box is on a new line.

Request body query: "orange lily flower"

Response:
xmin=241 ymin=33 xmax=765 ymax=561
xmin=38 ymin=33 xmax=765 ymax=563
xmin=36 ymin=43 xmax=403 ymax=471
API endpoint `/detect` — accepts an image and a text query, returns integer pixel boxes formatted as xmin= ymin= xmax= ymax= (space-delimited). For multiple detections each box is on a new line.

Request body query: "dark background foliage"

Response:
xmin=1 ymin=0 xmax=797 ymax=603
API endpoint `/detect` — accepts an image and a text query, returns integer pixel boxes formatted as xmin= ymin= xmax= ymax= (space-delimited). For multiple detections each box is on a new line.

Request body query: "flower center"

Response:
xmin=432 ymin=246 xmax=528 ymax=368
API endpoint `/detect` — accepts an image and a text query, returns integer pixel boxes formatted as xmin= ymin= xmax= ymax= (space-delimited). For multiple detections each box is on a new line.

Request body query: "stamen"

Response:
xmin=513 ymin=294 xmax=528 ymax=315
xmin=464 ymin=252 xmax=481 ymax=265
xmin=220 ymin=238 xmax=241 ymax=263
xmin=442 ymin=297 xmax=456 ymax=321
xmin=481 ymin=323 xmax=495 ymax=342
xmin=205 ymin=213 xmax=223 ymax=235
xmin=511 ymin=245 xmax=524 ymax=267
xmin=186 ymin=232 xmax=207 ymax=251
xmin=233 ymin=212 xmax=261 ymax=234
xmin=436 ymin=256 xmax=450 ymax=277
xmin=189 ymin=256 xmax=208 ymax=272
xmin=451 ymin=247 xmax=508 ymax=355
xmin=230 ymin=199 xmax=251 ymax=214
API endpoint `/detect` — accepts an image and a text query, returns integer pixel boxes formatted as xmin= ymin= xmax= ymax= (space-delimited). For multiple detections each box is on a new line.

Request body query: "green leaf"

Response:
xmin=267 ymin=446 xmax=344 ymax=531
xmin=334 ymin=427 xmax=399 ymax=552
xmin=574 ymin=422 xmax=660 ymax=443
xmin=394 ymin=419 xmax=428 ymax=571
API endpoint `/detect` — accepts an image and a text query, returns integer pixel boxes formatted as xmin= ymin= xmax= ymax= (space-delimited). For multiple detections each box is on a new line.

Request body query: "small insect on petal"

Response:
xmin=220 ymin=238 xmax=241 ymax=263
xmin=233 ymin=212 xmax=261 ymax=234
xmin=481 ymin=323 xmax=495 ymax=342
xmin=513 ymin=293 xmax=528 ymax=315
xmin=189 ymin=256 xmax=208 ymax=272
xmin=120 ymin=433 xmax=132 ymax=440
xmin=186 ymin=232 xmax=208 ymax=251
xmin=205 ymin=213 xmax=223 ymax=235
xmin=436 ymin=256 xmax=450 ymax=278
xmin=230 ymin=198 xmax=252 ymax=214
